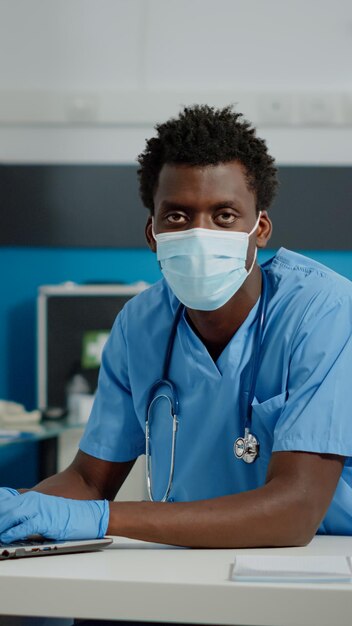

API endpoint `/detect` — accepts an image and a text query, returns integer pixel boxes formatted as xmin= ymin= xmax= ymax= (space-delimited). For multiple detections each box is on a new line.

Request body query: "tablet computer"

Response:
xmin=0 ymin=537 xmax=113 ymax=560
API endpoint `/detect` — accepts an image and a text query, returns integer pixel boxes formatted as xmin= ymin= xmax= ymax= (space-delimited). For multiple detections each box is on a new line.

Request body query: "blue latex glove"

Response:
xmin=0 ymin=491 xmax=110 ymax=544
xmin=0 ymin=487 xmax=20 ymax=501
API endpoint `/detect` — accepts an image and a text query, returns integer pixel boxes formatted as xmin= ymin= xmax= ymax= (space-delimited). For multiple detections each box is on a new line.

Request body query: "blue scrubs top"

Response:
xmin=80 ymin=248 xmax=352 ymax=535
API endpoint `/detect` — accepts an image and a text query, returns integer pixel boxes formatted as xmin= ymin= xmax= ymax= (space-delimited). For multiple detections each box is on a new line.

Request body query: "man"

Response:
xmin=1 ymin=105 xmax=351 ymax=549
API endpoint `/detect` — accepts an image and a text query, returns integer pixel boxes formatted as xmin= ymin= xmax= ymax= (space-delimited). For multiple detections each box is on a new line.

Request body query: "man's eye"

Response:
xmin=216 ymin=213 xmax=236 ymax=224
xmin=167 ymin=214 xmax=186 ymax=223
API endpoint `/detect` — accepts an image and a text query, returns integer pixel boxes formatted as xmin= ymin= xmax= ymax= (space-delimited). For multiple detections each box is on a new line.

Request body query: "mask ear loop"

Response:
xmin=151 ymin=216 xmax=156 ymax=240
xmin=247 ymin=247 xmax=258 ymax=275
xmin=248 ymin=211 xmax=262 ymax=237
xmin=151 ymin=216 xmax=163 ymax=271
xmin=247 ymin=211 xmax=261 ymax=276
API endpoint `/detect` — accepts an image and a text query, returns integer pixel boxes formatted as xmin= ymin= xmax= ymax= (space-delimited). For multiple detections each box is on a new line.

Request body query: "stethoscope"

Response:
xmin=145 ymin=269 xmax=269 ymax=502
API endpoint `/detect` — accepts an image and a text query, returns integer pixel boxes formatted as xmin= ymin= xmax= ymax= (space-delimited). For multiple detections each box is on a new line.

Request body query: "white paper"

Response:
xmin=232 ymin=555 xmax=352 ymax=583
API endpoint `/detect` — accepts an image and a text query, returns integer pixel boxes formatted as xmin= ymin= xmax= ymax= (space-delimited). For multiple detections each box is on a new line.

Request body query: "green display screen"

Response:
xmin=81 ymin=330 xmax=110 ymax=369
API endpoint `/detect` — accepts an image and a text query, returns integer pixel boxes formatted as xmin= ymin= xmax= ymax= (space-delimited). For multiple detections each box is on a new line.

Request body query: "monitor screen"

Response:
xmin=38 ymin=285 xmax=145 ymax=412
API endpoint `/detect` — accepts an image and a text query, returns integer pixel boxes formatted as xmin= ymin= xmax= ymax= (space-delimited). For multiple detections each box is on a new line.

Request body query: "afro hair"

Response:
xmin=137 ymin=104 xmax=278 ymax=214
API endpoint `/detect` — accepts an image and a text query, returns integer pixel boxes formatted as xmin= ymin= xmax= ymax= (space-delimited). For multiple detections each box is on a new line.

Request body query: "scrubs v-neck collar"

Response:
xmin=180 ymin=296 xmax=261 ymax=378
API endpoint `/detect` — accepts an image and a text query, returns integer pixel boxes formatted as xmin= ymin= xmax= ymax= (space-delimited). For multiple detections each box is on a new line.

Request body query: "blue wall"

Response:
xmin=1 ymin=246 xmax=352 ymax=410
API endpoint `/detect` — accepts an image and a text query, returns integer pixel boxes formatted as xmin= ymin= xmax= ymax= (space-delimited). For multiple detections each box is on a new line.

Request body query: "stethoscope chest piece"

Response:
xmin=234 ymin=428 xmax=259 ymax=464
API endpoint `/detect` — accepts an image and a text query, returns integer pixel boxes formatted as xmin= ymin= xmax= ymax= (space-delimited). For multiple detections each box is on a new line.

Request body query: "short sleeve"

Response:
xmin=272 ymin=292 xmax=352 ymax=457
xmin=79 ymin=313 xmax=145 ymax=462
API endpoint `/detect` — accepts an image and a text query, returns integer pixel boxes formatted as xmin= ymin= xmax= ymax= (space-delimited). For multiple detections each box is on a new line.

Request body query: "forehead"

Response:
xmin=154 ymin=161 xmax=255 ymax=208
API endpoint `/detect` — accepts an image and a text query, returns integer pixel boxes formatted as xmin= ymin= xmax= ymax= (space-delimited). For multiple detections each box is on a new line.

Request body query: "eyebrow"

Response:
xmin=159 ymin=200 xmax=242 ymax=212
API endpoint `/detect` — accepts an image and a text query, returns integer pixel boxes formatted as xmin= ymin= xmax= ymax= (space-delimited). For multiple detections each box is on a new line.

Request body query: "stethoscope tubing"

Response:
xmin=145 ymin=268 xmax=269 ymax=500
xmin=145 ymin=394 xmax=178 ymax=502
xmin=245 ymin=268 xmax=268 ymax=430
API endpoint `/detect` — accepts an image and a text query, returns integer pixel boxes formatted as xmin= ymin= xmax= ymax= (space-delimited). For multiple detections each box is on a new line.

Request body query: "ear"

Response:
xmin=145 ymin=216 xmax=157 ymax=252
xmin=256 ymin=211 xmax=272 ymax=249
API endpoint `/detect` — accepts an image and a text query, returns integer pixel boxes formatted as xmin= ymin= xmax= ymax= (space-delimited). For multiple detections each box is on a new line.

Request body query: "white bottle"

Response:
xmin=66 ymin=373 xmax=90 ymax=420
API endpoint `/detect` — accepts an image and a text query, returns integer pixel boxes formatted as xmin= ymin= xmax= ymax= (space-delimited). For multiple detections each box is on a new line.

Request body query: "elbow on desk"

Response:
xmin=264 ymin=509 xmax=324 ymax=549
xmin=234 ymin=495 xmax=326 ymax=549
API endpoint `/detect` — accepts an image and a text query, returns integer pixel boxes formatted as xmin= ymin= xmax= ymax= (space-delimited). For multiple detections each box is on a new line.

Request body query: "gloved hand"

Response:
xmin=0 ymin=491 xmax=109 ymax=544
xmin=0 ymin=487 xmax=20 ymax=502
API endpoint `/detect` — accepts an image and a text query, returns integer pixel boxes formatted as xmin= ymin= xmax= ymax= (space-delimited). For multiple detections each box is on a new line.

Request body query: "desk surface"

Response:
xmin=0 ymin=417 xmax=81 ymax=447
xmin=1 ymin=535 xmax=352 ymax=625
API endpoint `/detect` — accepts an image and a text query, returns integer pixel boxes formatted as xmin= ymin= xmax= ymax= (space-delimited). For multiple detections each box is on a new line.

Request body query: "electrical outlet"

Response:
xmin=65 ymin=94 xmax=99 ymax=124
xmin=342 ymin=94 xmax=352 ymax=126
xmin=256 ymin=94 xmax=293 ymax=126
xmin=298 ymin=94 xmax=336 ymax=126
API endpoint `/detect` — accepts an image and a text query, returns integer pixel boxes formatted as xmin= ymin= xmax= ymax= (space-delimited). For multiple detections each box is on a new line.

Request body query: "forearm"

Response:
xmin=18 ymin=451 xmax=134 ymax=501
xmin=28 ymin=465 xmax=103 ymax=500
xmin=107 ymin=481 xmax=317 ymax=548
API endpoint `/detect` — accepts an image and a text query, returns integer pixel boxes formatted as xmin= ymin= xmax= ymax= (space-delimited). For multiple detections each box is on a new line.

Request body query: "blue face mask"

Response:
xmin=153 ymin=214 xmax=261 ymax=311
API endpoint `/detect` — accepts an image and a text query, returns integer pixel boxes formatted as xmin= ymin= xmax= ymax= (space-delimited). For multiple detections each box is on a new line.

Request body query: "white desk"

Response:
xmin=0 ymin=536 xmax=352 ymax=625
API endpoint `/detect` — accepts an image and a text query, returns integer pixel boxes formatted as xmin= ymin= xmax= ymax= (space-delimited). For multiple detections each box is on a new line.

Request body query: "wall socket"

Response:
xmin=298 ymin=94 xmax=336 ymax=126
xmin=342 ymin=94 xmax=352 ymax=125
xmin=256 ymin=94 xmax=294 ymax=126
xmin=65 ymin=94 xmax=99 ymax=124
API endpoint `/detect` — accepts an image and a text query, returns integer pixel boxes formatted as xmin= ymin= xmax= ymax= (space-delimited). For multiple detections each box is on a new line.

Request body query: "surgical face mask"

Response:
xmin=152 ymin=213 xmax=261 ymax=311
